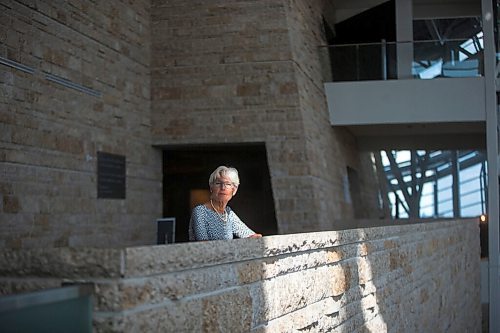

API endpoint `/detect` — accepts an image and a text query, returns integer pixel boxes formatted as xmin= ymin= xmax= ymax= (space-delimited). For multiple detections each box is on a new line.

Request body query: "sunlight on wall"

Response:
xmin=357 ymin=238 xmax=388 ymax=332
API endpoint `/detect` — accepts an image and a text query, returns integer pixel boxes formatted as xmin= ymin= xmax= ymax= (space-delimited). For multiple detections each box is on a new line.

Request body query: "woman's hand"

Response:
xmin=249 ymin=233 xmax=262 ymax=238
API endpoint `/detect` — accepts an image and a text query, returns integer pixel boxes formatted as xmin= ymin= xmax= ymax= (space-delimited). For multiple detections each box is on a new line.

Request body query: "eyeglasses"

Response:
xmin=214 ymin=181 xmax=235 ymax=189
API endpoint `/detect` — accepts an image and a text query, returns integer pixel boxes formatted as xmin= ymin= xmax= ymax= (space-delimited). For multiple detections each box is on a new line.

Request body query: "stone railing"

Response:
xmin=0 ymin=219 xmax=480 ymax=332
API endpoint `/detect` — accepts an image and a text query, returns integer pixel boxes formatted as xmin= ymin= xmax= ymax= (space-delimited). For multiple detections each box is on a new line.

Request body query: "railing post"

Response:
xmin=381 ymin=39 xmax=387 ymax=80
xmin=356 ymin=44 xmax=360 ymax=81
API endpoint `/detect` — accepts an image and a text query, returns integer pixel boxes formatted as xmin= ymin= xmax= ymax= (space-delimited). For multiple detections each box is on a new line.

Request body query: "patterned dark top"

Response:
xmin=189 ymin=204 xmax=255 ymax=241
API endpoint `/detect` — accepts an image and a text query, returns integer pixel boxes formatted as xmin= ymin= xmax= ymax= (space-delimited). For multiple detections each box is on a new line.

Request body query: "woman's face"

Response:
xmin=211 ymin=175 xmax=237 ymax=202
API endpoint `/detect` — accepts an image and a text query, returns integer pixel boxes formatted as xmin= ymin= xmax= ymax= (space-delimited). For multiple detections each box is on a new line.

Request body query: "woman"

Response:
xmin=189 ymin=166 xmax=262 ymax=241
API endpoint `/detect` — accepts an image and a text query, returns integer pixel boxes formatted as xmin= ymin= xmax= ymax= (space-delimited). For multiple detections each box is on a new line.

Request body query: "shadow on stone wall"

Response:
xmin=0 ymin=219 xmax=480 ymax=332
xmin=348 ymin=221 xmax=481 ymax=333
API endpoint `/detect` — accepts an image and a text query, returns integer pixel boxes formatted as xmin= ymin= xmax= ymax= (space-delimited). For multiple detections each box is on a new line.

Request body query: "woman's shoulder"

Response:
xmin=193 ymin=203 xmax=209 ymax=213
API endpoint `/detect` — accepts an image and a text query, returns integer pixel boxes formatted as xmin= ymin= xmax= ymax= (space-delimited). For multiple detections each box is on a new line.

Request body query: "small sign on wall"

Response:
xmin=97 ymin=151 xmax=126 ymax=199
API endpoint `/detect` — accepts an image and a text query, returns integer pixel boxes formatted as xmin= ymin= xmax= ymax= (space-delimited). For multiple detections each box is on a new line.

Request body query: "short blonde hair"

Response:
xmin=209 ymin=166 xmax=240 ymax=187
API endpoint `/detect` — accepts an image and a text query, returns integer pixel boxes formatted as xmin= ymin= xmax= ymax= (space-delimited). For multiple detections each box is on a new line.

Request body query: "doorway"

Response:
xmin=162 ymin=143 xmax=278 ymax=242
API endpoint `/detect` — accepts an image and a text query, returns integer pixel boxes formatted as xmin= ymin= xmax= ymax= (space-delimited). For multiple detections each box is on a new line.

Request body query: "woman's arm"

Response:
xmin=190 ymin=206 xmax=209 ymax=241
xmin=230 ymin=209 xmax=261 ymax=238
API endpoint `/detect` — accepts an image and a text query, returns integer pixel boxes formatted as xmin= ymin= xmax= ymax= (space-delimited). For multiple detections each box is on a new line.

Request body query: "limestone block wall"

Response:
xmin=150 ymin=0 xmax=384 ymax=234
xmin=0 ymin=0 xmax=162 ymax=248
xmin=0 ymin=219 xmax=480 ymax=332
xmin=284 ymin=0 xmax=384 ymax=223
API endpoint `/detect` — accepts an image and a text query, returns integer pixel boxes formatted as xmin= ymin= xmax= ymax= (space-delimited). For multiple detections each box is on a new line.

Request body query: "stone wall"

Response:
xmin=284 ymin=0 xmax=384 ymax=224
xmin=0 ymin=219 xmax=481 ymax=332
xmin=0 ymin=0 xmax=162 ymax=248
xmin=1 ymin=0 xmax=386 ymax=248
xmin=150 ymin=0 xmax=384 ymax=234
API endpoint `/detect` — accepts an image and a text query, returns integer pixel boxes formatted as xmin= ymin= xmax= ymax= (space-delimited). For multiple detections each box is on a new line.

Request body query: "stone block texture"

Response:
xmin=150 ymin=0 xmax=385 ymax=234
xmin=0 ymin=0 xmax=162 ymax=248
xmin=0 ymin=219 xmax=481 ymax=332
xmin=1 ymin=0 xmax=387 ymax=248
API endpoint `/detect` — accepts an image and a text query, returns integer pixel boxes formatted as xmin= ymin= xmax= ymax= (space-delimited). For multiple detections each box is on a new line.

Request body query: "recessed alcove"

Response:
xmin=162 ymin=143 xmax=278 ymax=242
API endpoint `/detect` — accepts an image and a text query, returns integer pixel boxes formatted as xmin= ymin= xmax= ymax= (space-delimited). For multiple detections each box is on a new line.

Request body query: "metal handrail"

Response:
xmin=318 ymin=38 xmax=480 ymax=48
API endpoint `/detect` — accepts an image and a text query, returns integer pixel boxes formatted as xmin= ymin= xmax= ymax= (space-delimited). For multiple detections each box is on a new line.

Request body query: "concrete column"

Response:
xmin=481 ymin=0 xmax=500 ymax=331
xmin=396 ymin=0 xmax=414 ymax=79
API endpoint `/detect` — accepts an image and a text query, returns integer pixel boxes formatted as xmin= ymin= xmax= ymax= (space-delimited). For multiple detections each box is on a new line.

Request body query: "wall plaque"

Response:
xmin=97 ymin=151 xmax=126 ymax=199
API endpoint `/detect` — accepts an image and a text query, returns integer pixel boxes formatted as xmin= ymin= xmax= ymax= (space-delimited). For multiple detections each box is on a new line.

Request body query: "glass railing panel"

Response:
xmin=413 ymin=37 xmax=483 ymax=79
xmin=319 ymin=38 xmax=484 ymax=82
